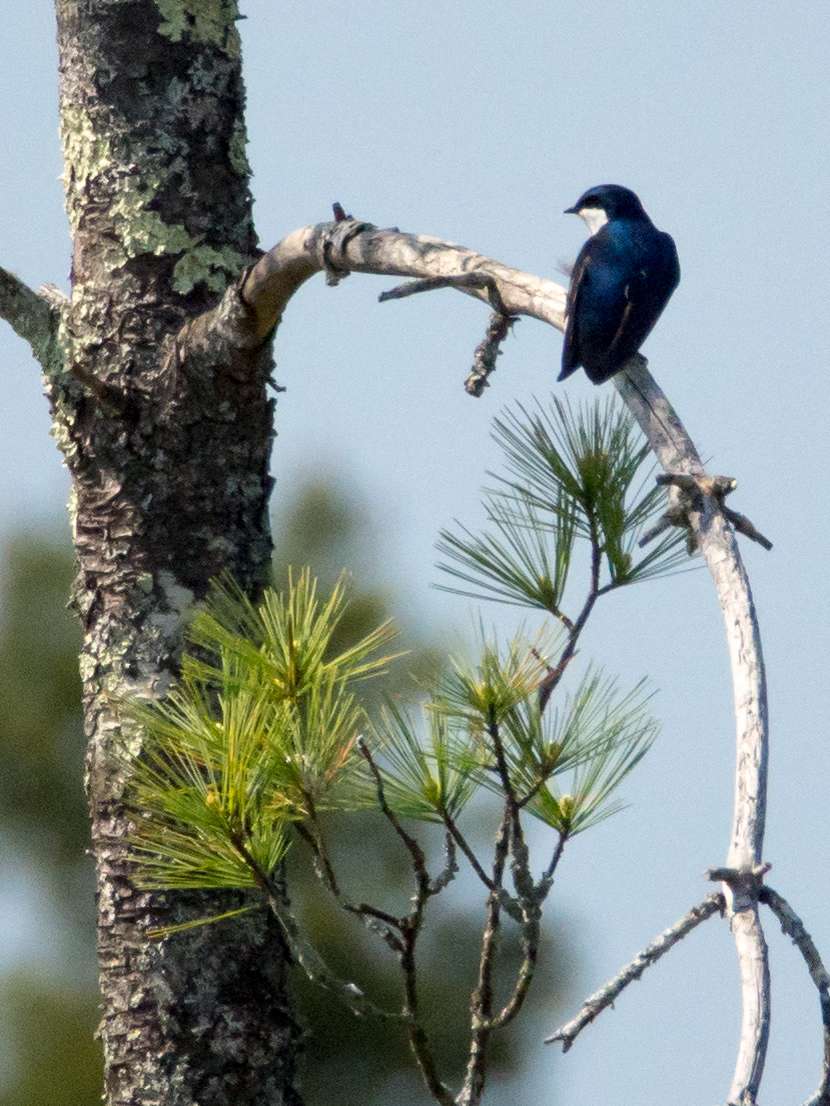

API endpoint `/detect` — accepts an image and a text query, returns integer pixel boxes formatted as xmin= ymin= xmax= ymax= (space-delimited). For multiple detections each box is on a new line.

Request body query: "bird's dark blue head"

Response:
xmin=564 ymin=184 xmax=648 ymax=235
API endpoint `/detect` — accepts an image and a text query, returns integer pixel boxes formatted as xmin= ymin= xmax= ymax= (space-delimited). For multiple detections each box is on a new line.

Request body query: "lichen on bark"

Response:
xmin=52 ymin=1 xmax=302 ymax=1102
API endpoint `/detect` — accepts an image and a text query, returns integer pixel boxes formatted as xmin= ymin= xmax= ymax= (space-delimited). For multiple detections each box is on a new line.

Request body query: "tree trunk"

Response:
xmin=52 ymin=2 xmax=301 ymax=1102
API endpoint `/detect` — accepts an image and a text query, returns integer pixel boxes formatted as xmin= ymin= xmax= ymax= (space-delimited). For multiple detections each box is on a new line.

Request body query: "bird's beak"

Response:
xmin=563 ymin=205 xmax=578 ymax=215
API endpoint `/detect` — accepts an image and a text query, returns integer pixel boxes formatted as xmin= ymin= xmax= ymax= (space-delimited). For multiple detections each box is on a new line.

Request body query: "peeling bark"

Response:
xmin=52 ymin=2 xmax=301 ymax=1103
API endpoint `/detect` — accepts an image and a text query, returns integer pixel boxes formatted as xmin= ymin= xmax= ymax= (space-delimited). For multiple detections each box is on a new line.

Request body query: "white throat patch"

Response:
xmin=578 ymin=207 xmax=609 ymax=236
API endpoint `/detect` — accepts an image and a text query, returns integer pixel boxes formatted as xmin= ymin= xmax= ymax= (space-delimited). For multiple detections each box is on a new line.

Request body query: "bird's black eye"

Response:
xmin=582 ymin=195 xmax=598 ymax=208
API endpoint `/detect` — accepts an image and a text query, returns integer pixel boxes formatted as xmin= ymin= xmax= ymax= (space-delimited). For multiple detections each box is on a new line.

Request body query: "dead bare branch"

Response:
xmin=760 ymin=887 xmax=830 ymax=1106
xmin=545 ymin=893 xmax=724 ymax=1051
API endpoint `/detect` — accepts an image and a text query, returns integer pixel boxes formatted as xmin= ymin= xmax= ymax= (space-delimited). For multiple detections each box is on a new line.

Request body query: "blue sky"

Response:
xmin=1 ymin=3 xmax=829 ymax=1103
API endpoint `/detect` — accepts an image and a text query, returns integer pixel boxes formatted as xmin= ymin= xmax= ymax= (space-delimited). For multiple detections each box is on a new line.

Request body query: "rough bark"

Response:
xmin=52 ymin=3 xmax=301 ymax=1103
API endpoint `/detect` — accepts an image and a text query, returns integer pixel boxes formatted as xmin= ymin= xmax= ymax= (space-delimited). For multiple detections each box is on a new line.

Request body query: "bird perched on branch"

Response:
xmin=559 ymin=184 xmax=680 ymax=385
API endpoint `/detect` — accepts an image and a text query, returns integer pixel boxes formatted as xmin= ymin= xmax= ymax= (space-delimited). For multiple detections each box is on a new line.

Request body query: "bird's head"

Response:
xmin=564 ymin=184 xmax=647 ymax=235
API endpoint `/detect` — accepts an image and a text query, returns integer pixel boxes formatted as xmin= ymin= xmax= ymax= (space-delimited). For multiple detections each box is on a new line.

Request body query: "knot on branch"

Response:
xmin=638 ymin=472 xmax=773 ymax=553
xmin=319 ymin=212 xmax=376 ymax=286
xmin=708 ymin=863 xmax=771 ymax=910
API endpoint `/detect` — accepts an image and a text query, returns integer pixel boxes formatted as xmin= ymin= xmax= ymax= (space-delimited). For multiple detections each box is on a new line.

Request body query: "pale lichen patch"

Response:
xmin=172 ymin=242 xmax=247 ymax=295
xmin=154 ymin=0 xmax=241 ymax=54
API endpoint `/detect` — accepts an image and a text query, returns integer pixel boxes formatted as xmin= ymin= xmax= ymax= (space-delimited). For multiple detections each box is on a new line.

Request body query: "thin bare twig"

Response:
xmin=228 ymin=829 xmax=405 ymax=1023
xmin=759 ymin=887 xmax=830 ymax=1106
xmin=357 ymin=739 xmax=429 ymax=883
xmin=482 ymin=904 xmax=540 ymax=1033
xmin=379 ymin=271 xmax=512 ymax=316
xmin=545 ymin=893 xmax=725 ymax=1051
xmin=464 ymin=312 xmax=518 ymax=397
xmin=357 ymin=739 xmax=452 ymax=1105
xmin=538 ymin=522 xmax=602 ymax=712
xmin=541 ymin=833 xmax=567 ymax=886
xmin=458 ymin=806 xmax=512 ymax=1106
xmin=294 ymin=820 xmax=404 ymax=954
xmin=441 ymin=808 xmax=496 ymax=893
xmin=722 ymin=506 xmax=774 ymax=552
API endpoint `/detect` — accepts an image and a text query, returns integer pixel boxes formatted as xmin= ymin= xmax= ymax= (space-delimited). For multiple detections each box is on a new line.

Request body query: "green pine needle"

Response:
xmin=437 ymin=396 xmax=689 ymax=609
xmin=362 ymin=701 xmax=479 ymax=823
xmin=124 ymin=570 xmax=403 ymax=896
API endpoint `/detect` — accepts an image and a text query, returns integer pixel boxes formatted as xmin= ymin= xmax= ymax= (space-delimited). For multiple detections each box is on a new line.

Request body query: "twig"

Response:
xmin=228 ymin=829 xmax=405 ymax=1023
xmin=357 ymin=739 xmax=452 ymax=1105
xmin=379 ymin=271 xmax=512 ymax=316
xmin=637 ymin=506 xmax=688 ymax=549
xmin=357 ymin=739 xmax=429 ymax=884
xmin=294 ymin=820 xmax=404 ymax=954
xmin=458 ymin=807 xmax=512 ymax=1106
xmin=541 ymin=833 xmax=567 ymax=886
xmin=482 ymin=904 xmax=540 ymax=1032
xmin=538 ymin=523 xmax=602 ymax=712
xmin=441 ymin=808 xmax=496 ymax=893
xmin=464 ymin=311 xmax=518 ymax=397
xmin=545 ymin=893 xmax=725 ymax=1051
xmin=722 ymin=506 xmax=774 ymax=552
xmin=759 ymin=887 xmax=830 ymax=1106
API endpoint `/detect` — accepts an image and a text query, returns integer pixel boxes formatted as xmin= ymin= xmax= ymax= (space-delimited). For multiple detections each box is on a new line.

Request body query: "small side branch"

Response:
xmin=649 ymin=472 xmax=773 ymax=552
xmin=0 ymin=265 xmax=60 ymax=366
xmin=465 ymin=311 xmax=518 ymax=397
xmin=379 ymin=271 xmax=513 ymax=316
xmin=294 ymin=820 xmax=404 ymax=954
xmin=545 ymin=893 xmax=724 ymax=1051
xmin=228 ymin=830 xmax=405 ymax=1023
xmin=357 ymin=739 xmax=430 ymax=887
xmin=760 ymin=887 xmax=830 ymax=1106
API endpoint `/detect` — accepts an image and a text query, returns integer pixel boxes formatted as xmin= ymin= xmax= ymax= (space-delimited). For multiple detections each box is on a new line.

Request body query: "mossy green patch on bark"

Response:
xmin=173 ymin=242 xmax=247 ymax=294
xmin=229 ymin=117 xmax=251 ymax=177
xmin=154 ymin=0 xmax=241 ymax=53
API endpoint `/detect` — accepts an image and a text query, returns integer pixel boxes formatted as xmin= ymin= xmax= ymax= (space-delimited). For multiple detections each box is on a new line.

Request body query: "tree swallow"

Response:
xmin=559 ymin=184 xmax=680 ymax=385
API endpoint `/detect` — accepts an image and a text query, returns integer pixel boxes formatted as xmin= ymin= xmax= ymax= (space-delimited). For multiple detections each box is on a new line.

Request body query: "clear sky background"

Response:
xmin=2 ymin=3 xmax=829 ymax=1104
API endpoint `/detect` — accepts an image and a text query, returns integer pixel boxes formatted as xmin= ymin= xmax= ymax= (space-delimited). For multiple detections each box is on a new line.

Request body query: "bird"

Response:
xmin=559 ymin=184 xmax=680 ymax=385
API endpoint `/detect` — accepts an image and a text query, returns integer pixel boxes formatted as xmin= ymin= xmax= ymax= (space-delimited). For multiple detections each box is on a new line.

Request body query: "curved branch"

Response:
xmin=241 ymin=216 xmax=567 ymax=340
xmin=614 ymin=365 xmax=771 ymax=1102
xmin=760 ymin=887 xmax=830 ymax=1106
xmin=228 ymin=211 xmax=771 ymax=1103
